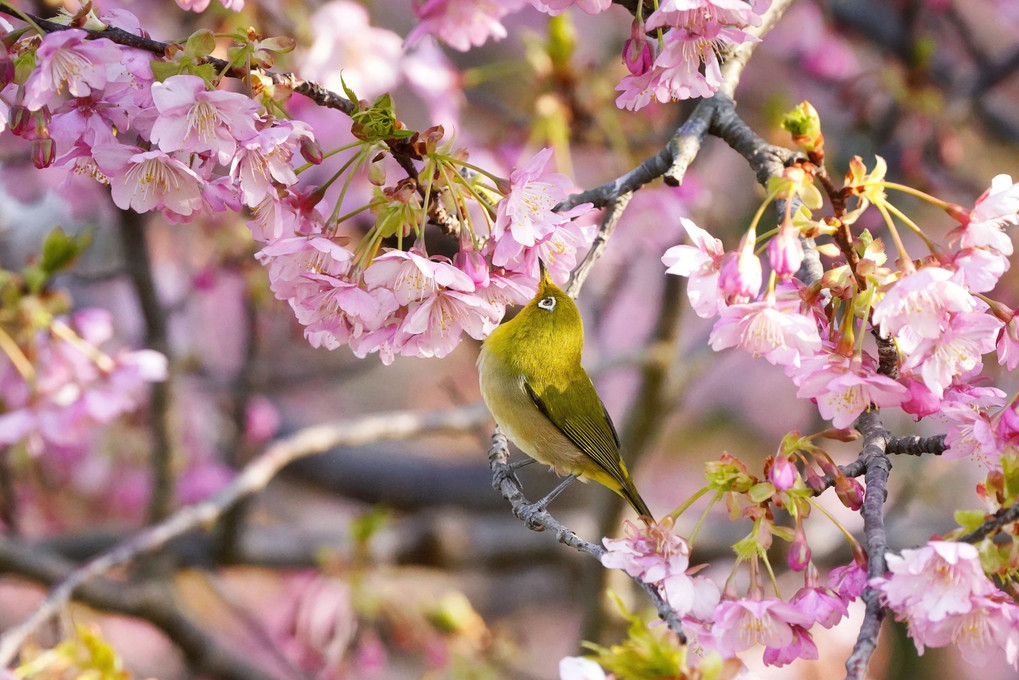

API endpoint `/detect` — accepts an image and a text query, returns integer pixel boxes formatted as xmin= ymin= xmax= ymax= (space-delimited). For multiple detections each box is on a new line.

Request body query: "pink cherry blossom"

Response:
xmin=364 ymin=249 xmax=476 ymax=306
xmin=23 ymin=30 xmax=122 ymax=110
xmin=761 ymin=624 xmax=818 ymax=667
xmin=531 ymin=0 xmax=612 ymax=15
xmin=717 ymin=228 xmax=762 ymax=302
xmin=768 ymin=219 xmax=804 ymax=278
xmin=662 ymin=217 xmax=726 ymax=318
xmin=900 ymin=310 xmax=1001 ymax=398
xmin=493 ymin=147 xmax=583 ymax=250
xmin=231 ymin=121 xmax=313 ymax=208
xmin=950 ymin=247 xmax=1009 ymax=294
xmin=149 ymin=75 xmax=258 ymax=164
xmin=872 ymin=266 xmax=974 ymax=342
xmin=601 ymin=520 xmax=720 ymax=619
xmin=997 ymin=313 xmax=1019 ymax=370
xmin=396 ymin=289 xmax=500 ymax=358
xmin=711 ymin=597 xmax=815 ymax=658
xmin=558 ymin=656 xmax=606 ymax=680
xmin=941 ymin=403 xmax=1003 ymax=469
xmin=92 ymin=143 xmax=205 ymax=217
xmin=953 ymin=174 xmax=1019 ymax=256
xmin=615 ymin=68 xmax=670 ymax=111
xmin=877 ymin=541 xmax=994 ymax=623
xmin=406 ymin=0 xmax=526 ymax=52
xmin=827 ymin=560 xmax=868 ymax=604
xmin=917 ymin=594 xmax=1019 ymax=668
xmin=790 ymin=585 xmax=849 ymax=629
xmin=255 ymin=235 xmax=354 ymax=303
xmin=709 ymin=298 xmax=822 ymax=367
xmin=877 ymin=541 xmax=1019 ymax=668
xmin=0 ymin=309 xmax=166 ymax=454
xmin=791 ymin=352 xmax=907 ymax=428
xmin=646 ymin=0 xmax=767 ymax=31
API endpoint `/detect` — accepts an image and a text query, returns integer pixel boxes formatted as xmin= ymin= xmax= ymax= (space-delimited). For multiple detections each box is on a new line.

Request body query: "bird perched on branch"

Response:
xmin=478 ymin=264 xmax=653 ymax=524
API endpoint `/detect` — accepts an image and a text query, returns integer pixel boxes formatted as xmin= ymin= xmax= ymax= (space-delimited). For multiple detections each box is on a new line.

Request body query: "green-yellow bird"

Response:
xmin=477 ymin=266 xmax=653 ymax=524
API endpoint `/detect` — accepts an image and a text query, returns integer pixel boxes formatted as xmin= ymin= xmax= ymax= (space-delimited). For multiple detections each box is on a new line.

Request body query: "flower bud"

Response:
xmin=622 ymin=19 xmax=653 ymax=76
xmin=9 ymin=104 xmax=30 ymax=137
xmin=788 ymin=524 xmax=811 ymax=572
xmin=768 ymin=218 xmax=804 ymax=279
xmin=718 ymin=229 xmax=762 ymax=301
xmin=299 ymin=136 xmax=323 ymax=165
xmin=768 ymin=454 xmax=798 ymax=491
xmin=781 ymin=100 xmax=824 ymax=154
xmin=454 ymin=247 xmax=490 ymax=288
xmin=835 ymin=475 xmax=864 ymax=511
xmin=32 ymin=137 xmax=55 ymax=169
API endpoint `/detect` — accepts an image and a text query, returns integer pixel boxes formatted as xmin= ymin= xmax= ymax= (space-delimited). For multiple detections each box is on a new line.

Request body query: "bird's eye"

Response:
xmin=538 ymin=296 xmax=556 ymax=311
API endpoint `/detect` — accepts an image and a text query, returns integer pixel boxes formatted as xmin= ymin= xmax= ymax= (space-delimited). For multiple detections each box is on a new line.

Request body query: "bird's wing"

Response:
xmin=524 ymin=378 xmax=626 ymax=487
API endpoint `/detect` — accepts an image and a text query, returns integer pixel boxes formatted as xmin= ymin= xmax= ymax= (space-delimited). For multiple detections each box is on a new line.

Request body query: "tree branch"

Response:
xmin=487 ymin=430 xmax=686 ymax=640
xmin=959 ymin=503 xmax=1019 ymax=544
xmin=843 ymin=409 xmax=891 ymax=680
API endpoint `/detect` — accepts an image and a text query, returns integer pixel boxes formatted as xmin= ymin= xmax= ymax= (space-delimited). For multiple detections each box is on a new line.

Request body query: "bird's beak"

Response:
xmin=538 ymin=259 xmax=553 ymax=290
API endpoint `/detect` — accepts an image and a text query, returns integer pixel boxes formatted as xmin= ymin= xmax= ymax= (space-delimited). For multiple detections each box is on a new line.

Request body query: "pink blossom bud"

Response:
xmin=0 ymin=44 xmax=13 ymax=87
xmin=621 ymin=19 xmax=653 ymax=76
xmin=835 ymin=475 xmax=864 ymax=511
xmin=454 ymin=247 xmax=490 ymax=288
xmin=299 ymin=136 xmax=324 ymax=165
xmin=996 ymin=397 xmax=1019 ymax=444
xmin=9 ymin=104 xmax=30 ymax=136
xmin=769 ymin=454 xmax=798 ymax=491
xmin=767 ymin=219 xmax=804 ymax=278
xmin=31 ymin=137 xmax=55 ymax=169
xmin=788 ymin=525 xmax=811 ymax=571
xmin=718 ymin=232 xmax=762 ymax=301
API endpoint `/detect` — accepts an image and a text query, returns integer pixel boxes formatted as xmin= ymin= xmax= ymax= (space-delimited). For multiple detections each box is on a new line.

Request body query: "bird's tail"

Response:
xmin=618 ymin=472 xmax=654 ymax=525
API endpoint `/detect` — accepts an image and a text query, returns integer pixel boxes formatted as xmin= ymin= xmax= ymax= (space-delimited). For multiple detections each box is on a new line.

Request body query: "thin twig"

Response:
xmin=0 ymin=8 xmax=355 ymax=115
xmin=959 ymin=503 xmax=1019 ymax=544
xmin=487 ymin=430 xmax=686 ymax=640
xmin=0 ymin=404 xmax=489 ymax=667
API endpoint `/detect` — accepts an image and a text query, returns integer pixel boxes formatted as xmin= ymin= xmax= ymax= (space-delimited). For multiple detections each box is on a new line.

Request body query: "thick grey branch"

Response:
xmin=844 ymin=410 xmax=891 ymax=680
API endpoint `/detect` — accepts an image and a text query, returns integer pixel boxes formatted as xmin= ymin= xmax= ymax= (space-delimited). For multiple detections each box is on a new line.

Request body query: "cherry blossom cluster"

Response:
xmin=252 ymin=143 xmax=593 ymax=363
xmin=598 ymin=518 xmax=866 ymax=670
xmin=662 ymin=159 xmax=1019 ymax=472
xmin=0 ymin=307 xmax=167 ymax=458
xmin=874 ymin=541 xmax=1019 ymax=668
xmin=0 ymin=9 xmax=598 ymax=364
xmin=405 ymin=0 xmax=770 ymax=111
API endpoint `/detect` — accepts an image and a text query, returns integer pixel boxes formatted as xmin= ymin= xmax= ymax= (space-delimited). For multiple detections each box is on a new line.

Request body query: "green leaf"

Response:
xmin=583 ymin=592 xmax=685 ymax=680
xmin=954 ymin=509 xmax=988 ymax=531
xmin=747 ymin=482 xmax=776 ymax=504
xmin=40 ymin=226 xmax=88 ymax=274
xmin=184 ymin=29 xmax=217 ymax=59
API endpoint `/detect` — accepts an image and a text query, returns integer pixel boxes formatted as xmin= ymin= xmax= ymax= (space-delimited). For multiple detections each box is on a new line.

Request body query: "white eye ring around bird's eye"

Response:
xmin=538 ymin=296 xmax=556 ymax=311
